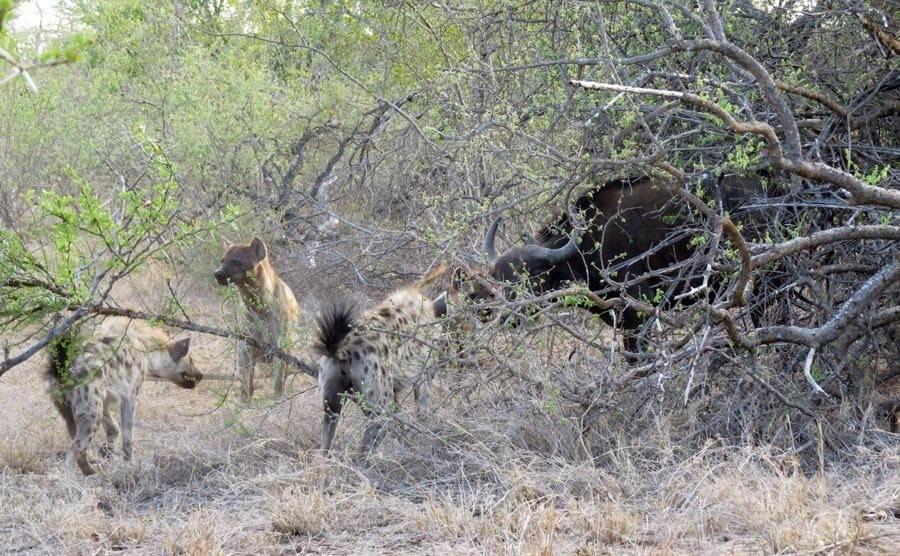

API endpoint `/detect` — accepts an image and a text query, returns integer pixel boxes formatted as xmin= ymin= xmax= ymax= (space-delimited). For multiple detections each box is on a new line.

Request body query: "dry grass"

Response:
xmin=1 ymin=261 xmax=898 ymax=554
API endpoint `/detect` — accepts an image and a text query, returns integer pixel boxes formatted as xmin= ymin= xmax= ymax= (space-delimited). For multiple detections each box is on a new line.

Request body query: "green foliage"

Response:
xmin=561 ymin=293 xmax=596 ymax=309
xmin=640 ymin=287 xmax=666 ymax=307
xmin=541 ymin=384 xmax=561 ymax=414
xmin=223 ymin=411 xmax=251 ymax=436
xmin=689 ymin=233 xmax=708 ymax=248
xmin=726 ymin=138 xmax=764 ymax=171
xmin=0 ymin=0 xmax=16 ymax=33
xmin=45 ymin=328 xmax=102 ymax=398
xmin=844 ymin=150 xmax=892 ymax=186
xmin=1 ymin=2 xmax=91 ymax=92
xmin=39 ymin=31 xmax=94 ymax=63
xmin=0 ymin=135 xmax=218 ymax=333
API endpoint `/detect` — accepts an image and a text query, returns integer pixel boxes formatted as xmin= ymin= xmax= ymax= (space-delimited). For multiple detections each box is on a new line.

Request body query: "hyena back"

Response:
xmin=312 ymin=268 xmax=449 ymax=458
xmin=46 ymin=319 xmax=202 ymax=476
xmin=214 ymin=236 xmax=299 ymax=400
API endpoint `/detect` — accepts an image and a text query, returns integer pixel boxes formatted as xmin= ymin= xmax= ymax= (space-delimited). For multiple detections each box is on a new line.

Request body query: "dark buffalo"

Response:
xmin=458 ymin=174 xmax=769 ymax=358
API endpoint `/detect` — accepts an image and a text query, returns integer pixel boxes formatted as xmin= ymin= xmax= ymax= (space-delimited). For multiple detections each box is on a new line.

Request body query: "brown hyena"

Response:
xmin=46 ymin=319 xmax=202 ymax=476
xmin=214 ymin=236 xmax=300 ymax=401
xmin=311 ymin=267 xmax=449 ymax=458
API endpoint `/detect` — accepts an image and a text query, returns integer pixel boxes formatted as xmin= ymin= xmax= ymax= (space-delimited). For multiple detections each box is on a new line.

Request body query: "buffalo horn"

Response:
xmin=529 ymin=236 xmax=580 ymax=263
xmin=484 ymin=216 xmax=501 ymax=263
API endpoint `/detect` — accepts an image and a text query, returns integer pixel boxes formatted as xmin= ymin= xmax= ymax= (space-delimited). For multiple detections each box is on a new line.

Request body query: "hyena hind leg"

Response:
xmin=120 ymin=399 xmax=136 ymax=461
xmin=319 ymin=365 xmax=348 ymax=451
xmin=99 ymin=398 xmax=120 ymax=459
xmin=358 ymin=413 xmax=387 ymax=464
xmin=321 ymin=411 xmax=340 ymax=452
xmin=414 ymin=379 xmax=431 ymax=421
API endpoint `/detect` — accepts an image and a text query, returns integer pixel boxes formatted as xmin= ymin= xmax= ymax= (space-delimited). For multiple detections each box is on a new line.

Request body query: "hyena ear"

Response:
xmin=250 ymin=236 xmax=267 ymax=263
xmin=169 ymin=338 xmax=191 ymax=361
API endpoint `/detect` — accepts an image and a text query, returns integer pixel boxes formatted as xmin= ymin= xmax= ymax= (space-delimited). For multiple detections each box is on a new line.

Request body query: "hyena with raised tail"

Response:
xmin=214 ymin=236 xmax=299 ymax=401
xmin=312 ymin=266 xmax=449 ymax=459
xmin=46 ymin=318 xmax=203 ymax=476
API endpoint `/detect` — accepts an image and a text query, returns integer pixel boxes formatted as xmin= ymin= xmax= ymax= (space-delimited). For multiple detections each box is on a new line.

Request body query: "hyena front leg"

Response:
xmin=53 ymin=400 xmax=77 ymax=439
xmin=120 ymin=398 xmax=135 ymax=461
xmin=66 ymin=397 xmax=101 ymax=476
xmin=99 ymin=397 xmax=120 ymax=459
xmin=271 ymin=327 xmax=289 ymax=397
xmin=412 ymin=348 xmax=435 ymax=420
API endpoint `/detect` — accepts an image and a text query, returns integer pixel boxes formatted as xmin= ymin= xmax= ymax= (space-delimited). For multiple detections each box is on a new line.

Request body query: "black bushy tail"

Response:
xmin=311 ymin=301 xmax=356 ymax=359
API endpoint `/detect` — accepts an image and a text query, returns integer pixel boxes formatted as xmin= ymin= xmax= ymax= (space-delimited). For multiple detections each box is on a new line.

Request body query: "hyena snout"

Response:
xmin=213 ymin=267 xmax=231 ymax=285
xmin=167 ymin=339 xmax=203 ymax=389
xmin=176 ymin=370 xmax=203 ymax=389
xmin=175 ymin=363 xmax=203 ymax=389
xmin=178 ymin=354 xmax=204 ymax=388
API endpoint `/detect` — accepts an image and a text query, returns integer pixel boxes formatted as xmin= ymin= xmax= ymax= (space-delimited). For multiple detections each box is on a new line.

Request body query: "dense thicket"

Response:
xmin=2 ymin=0 xmax=898 ymax=467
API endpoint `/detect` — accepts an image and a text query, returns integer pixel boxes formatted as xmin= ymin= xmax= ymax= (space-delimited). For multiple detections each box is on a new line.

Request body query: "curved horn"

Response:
xmin=484 ymin=216 xmax=501 ymax=263
xmin=528 ymin=235 xmax=580 ymax=263
xmin=529 ymin=182 xmax=586 ymax=263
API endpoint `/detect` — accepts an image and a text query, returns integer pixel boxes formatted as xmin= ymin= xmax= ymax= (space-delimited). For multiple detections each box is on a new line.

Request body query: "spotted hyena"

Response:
xmin=214 ymin=236 xmax=300 ymax=400
xmin=46 ymin=319 xmax=202 ymax=476
xmin=311 ymin=267 xmax=449 ymax=458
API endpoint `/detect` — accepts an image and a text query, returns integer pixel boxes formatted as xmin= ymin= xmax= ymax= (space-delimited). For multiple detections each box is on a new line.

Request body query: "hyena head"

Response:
xmin=214 ymin=237 xmax=267 ymax=286
xmin=148 ymin=337 xmax=203 ymax=389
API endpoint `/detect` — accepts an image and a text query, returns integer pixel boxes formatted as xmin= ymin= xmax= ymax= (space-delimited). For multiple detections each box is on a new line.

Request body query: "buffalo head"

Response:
xmin=483 ymin=216 xmax=580 ymax=284
xmin=452 ymin=216 xmax=581 ymax=323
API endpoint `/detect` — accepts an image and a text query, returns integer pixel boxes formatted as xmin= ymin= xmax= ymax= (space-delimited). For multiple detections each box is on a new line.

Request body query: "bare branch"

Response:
xmin=717 ymin=261 xmax=900 ymax=349
xmin=776 ymin=80 xmax=900 ymax=129
xmin=0 ymin=309 xmax=89 ymax=377
xmin=0 ymin=305 xmax=319 ymax=379
xmin=856 ymin=11 xmax=900 ymax=55
xmin=570 ymin=79 xmax=900 ymax=209
xmin=752 ymin=226 xmax=900 ymax=267
xmin=802 ymin=347 xmax=829 ymax=397
xmin=91 ymin=306 xmax=318 ymax=378
xmin=722 ymin=217 xmax=752 ymax=307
